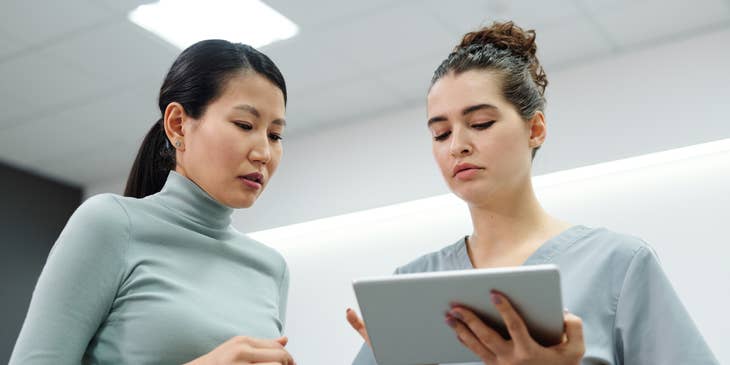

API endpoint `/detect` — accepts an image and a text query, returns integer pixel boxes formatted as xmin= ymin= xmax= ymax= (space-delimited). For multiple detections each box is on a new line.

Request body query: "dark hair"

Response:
xmin=124 ymin=40 xmax=287 ymax=198
xmin=431 ymin=21 xmax=547 ymax=158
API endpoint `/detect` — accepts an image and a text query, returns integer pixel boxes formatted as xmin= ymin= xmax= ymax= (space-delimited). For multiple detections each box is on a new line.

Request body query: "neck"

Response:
xmin=466 ymin=178 xmax=569 ymax=267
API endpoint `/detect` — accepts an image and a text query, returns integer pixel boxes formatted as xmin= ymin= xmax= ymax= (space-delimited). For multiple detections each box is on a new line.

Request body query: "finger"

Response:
xmin=563 ymin=312 xmax=585 ymax=353
xmin=276 ymin=336 xmax=288 ymax=347
xmin=237 ymin=336 xmax=285 ymax=349
xmin=243 ymin=348 xmax=294 ymax=364
xmin=346 ymin=308 xmax=370 ymax=342
xmin=490 ymin=291 xmax=534 ymax=346
xmin=449 ymin=306 xmax=509 ymax=355
xmin=446 ymin=315 xmax=497 ymax=363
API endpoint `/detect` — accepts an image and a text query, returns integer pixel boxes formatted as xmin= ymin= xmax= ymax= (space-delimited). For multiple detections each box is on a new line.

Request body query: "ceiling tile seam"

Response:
xmin=0 ymin=75 xmax=150 ymax=131
xmin=28 ymin=136 xmax=137 ymax=169
xmin=298 ymin=0 xmax=420 ymax=34
xmin=282 ymin=98 xmax=427 ymax=141
xmin=572 ymin=0 xmax=621 ymax=53
xmin=613 ymin=19 xmax=730 ymax=59
xmin=419 ymin=2 xmax=467 ymax=36
xmin=0 ymin=14 xmax=126 ymax=65
xmin=545 ymin=20 xmax=730 ymax=74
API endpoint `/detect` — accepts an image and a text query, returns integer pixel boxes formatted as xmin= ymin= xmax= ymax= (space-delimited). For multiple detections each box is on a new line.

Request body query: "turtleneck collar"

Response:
xmin=153 ymin=171 xmax=234 ymax=230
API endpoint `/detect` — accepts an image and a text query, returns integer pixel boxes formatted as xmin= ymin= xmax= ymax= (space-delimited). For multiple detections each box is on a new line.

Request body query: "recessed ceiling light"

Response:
xmin=128 ymin=0 xmax=299 ymax=49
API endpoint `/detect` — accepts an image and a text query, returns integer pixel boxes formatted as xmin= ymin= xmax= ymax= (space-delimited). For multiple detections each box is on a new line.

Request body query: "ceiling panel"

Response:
xmin=0 ymin=47 xmax=105 ymax=128
xmin=332 ymin=3 xmax=456 ymax=74
xmin=423 ymin=0 xmax=582 ymax=38
xmin=43 ymin=19 xmax=178 ymax=90
xmin=0 ymin=85 xmax=156 ymax=168
xmin=536 ymin=17 xmax=614 ymax=70
xmin=38 ymin=137 xmax=140 ymax=186
xmin=581 ymin=0 xmax=730 ymax=47
xmin=0 ymin=26 xmax=24 ymax=59
xmin=285 ymin=76 xmax=408 ymax=133
xmin=97 ymin=0 xmax=156 ymax=14
xmin=263 ymin=30 xmax=372 ymax=93
xmin=265 ymin=0 xmax=396 ymax=29
xmin=376 ymin=50 xmax=444 ymax=104
xmin=0 ymin=0 xmax=112 ymax=49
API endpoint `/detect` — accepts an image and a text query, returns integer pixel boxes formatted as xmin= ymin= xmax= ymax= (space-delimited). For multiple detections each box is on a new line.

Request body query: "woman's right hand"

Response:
xmin=346 ymin=308 xmax=371 ymax=348
xmin=184 ymin=336 xmax=295 ymax=365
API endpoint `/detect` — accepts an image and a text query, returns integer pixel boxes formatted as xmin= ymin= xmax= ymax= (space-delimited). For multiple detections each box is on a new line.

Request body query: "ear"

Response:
xmin=527 ymin=111 xmax=546 ymax=149
xmin=163 ymin=102 xmax=188 ymax=151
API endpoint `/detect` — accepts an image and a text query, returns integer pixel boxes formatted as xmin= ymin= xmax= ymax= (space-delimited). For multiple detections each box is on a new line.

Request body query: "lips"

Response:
xmin=240 ymin=172 xmax=264 ymax=185
xmin=452 ymin=163 xmax=483 ymax=178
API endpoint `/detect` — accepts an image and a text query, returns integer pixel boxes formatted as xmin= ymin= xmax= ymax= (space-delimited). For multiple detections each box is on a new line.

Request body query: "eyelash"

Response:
xmin=433 ymin=121 xmax=496 ymax=141
xmin=234 ymin=122 xmax=283 ymax=142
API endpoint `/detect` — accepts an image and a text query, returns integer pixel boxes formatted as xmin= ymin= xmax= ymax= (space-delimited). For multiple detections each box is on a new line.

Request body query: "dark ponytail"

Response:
xmin=124 ymin=40 xmax=287 ymax=198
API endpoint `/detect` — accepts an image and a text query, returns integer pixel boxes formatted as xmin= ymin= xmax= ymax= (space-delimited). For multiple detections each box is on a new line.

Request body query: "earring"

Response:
xmin=175 ymin=140 xmax=182 ymax=148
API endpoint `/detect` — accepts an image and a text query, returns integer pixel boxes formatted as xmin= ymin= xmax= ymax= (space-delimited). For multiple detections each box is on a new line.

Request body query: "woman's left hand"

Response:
xmin=446 ymin=291 xmax=585 ymax=365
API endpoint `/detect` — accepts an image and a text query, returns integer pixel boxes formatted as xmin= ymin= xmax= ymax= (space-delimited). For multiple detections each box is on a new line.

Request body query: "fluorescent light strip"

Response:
xmin=533 ymin=138 xmax=730 ymax=188
xmin=250 ymin=138 xmax=730 ymax=242
xmin=129 ymin=0 xmax=299 ymax=49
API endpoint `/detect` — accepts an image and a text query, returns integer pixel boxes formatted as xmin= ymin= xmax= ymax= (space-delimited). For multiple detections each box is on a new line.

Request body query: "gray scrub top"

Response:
xmin=353 ymin=225 xmax=718 ymax=365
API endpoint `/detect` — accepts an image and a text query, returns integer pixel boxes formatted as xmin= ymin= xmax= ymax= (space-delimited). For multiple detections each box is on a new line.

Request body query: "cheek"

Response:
xmin=432 ymin=145 xmax=452 ymax=176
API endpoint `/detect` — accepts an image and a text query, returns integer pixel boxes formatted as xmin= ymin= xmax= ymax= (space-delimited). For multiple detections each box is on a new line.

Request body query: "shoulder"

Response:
xmin=395 ymin=237 xmax=466 ymax=274
xmin=572 ymin=226 xmax=653 ymax=263
xmin=51 ymin=194 xmax=132 ymax=260
xmin=240 ymin=233 xmax=289 ymax=278
xmin=70 ymin=194 xmax=131 ymax=233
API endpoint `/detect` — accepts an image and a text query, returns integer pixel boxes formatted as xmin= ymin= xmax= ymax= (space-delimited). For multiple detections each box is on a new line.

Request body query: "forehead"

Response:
xmin=214 ymin=72 xmax=286 ymax=112
xmin=427 ymin=69 xmax=506 ymax=115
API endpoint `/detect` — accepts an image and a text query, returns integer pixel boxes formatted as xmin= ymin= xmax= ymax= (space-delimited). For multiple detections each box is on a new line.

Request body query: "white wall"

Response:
xmin=250 ymin=145 xmax=730 ymax=364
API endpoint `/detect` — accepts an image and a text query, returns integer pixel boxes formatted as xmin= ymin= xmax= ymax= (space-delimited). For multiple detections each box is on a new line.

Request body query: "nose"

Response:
xmin=249 ymin=133 xmax=272 ymax=165
xmin=449 ymin=127 xmax=473 ymax=157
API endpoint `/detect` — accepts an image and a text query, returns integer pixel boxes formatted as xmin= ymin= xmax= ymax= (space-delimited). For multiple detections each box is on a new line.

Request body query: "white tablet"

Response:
xmin=352 ymin=264 xmax=564 ymax=365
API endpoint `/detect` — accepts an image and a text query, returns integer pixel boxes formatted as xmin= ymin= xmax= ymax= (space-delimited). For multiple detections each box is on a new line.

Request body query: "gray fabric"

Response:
xmin=353 ymin=225 xmax=718 ymax=365
xmin=10 ymin=171 xmax=289 ymax=365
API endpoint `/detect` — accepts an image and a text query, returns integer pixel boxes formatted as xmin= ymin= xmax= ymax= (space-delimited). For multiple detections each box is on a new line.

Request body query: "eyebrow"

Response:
xmin=427 ymin=103 xmax=498 ymax=126
xmin=234 ymin=104 xmax=286 ymax=126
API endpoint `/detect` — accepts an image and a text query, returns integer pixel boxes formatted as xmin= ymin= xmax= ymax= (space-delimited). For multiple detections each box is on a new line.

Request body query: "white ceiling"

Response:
xmin=1 ymin=0 xmax=729 ymax=187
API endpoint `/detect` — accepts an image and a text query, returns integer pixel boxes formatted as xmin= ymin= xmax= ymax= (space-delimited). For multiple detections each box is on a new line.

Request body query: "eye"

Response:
xmin=472 ymin=121 xmax=496 ymax=130
xmin=269 ymin=133 xmax=283 ymax=142
xmin=433 ymin=131 xmax=451 ymax=142
xmin=234 ymin=121 xmax=252 ymax=130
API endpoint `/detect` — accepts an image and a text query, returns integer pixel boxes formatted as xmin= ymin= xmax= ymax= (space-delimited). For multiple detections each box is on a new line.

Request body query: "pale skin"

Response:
xmin=346 ymin=69 xmax=585 ymax=364
xmin=164 ymin=71 xmax=295 ymax=365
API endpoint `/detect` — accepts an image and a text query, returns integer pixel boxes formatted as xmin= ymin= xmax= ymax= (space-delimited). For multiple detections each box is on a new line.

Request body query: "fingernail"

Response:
xmin=445 ymin=317 xmax=457 ymax=328
xmin=450 ymin=310 xmax=463 ymax=320
xmin=491 ymin=292 xmax=502 ymax=305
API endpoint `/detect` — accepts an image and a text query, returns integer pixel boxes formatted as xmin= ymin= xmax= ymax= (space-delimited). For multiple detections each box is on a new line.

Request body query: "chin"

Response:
xmin=452 ymin=185 xmax=492 ymax=205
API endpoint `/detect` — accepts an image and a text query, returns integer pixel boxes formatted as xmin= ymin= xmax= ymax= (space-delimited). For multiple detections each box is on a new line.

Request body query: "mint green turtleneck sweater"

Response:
xmin=10 ymin=171 xmax=289 ymax=364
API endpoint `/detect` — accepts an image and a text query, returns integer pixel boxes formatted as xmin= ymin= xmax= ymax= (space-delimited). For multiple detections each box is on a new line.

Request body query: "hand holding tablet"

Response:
xmin=349 ymin=265 xmax=584 ymax=365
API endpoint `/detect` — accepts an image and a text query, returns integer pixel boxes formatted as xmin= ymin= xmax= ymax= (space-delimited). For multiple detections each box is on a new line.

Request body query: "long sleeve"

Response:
xmin=9 ymin=194 xmax=130 ymax=364
xmin=613 ymin=245 xmax=718 ymax=364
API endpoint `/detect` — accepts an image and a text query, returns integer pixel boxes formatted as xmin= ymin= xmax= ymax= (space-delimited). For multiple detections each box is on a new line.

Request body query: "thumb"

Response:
xmin=346 ymin=308 xmax=371 ymax=347
xmin=564 ymin=312 xmax=584 ymax=346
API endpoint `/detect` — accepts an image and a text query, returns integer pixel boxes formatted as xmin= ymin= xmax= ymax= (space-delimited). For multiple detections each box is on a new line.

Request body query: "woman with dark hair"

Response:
xmin=347 ymin=22 xmax=718 ymax=365
xmin=11 ymin=40 xmax=295 ymax=365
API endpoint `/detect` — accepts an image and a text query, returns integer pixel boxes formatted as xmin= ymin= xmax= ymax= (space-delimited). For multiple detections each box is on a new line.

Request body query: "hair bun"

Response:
xmin=457 ymin=21 xmax=537 ymax=59
xmin=457 ymin=21 xmax=547 ymax=95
